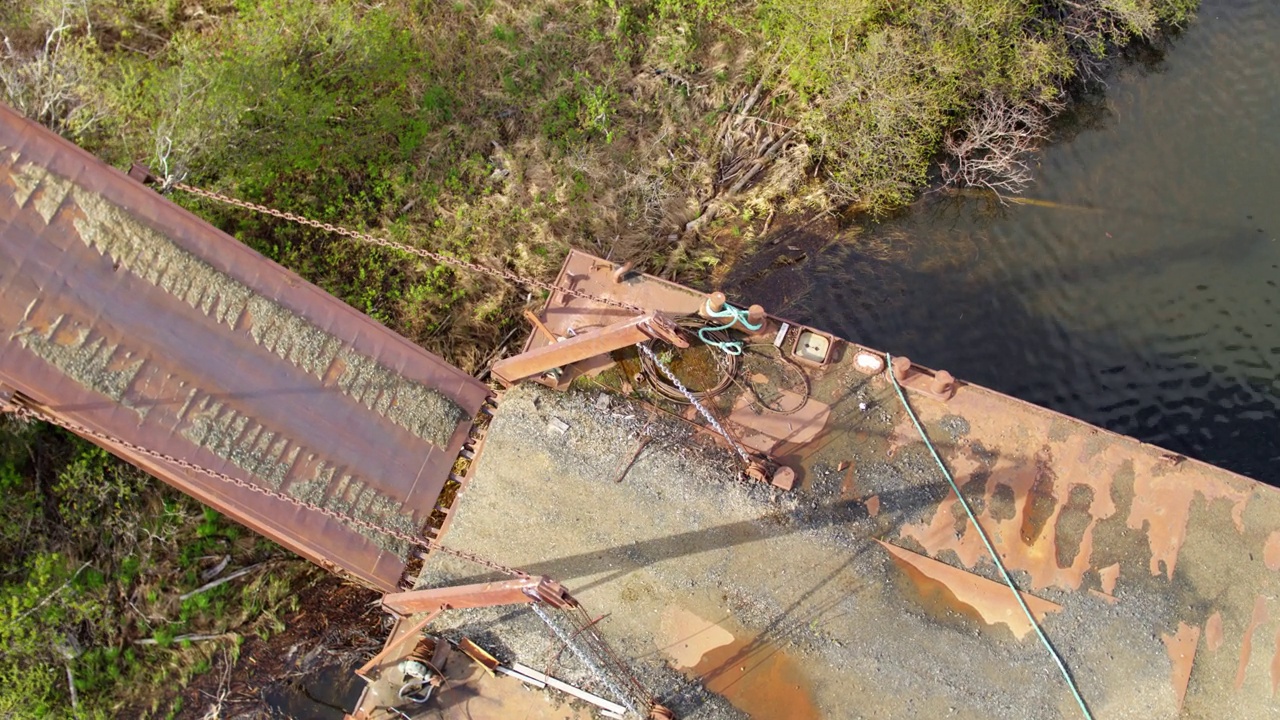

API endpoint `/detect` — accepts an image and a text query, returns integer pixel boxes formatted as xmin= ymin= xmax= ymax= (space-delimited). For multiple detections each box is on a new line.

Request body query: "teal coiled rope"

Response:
xmin=699 ymin=300 xmax=763 ymax=355
xmin=885 ymin=354 xmax=1094 ymax=720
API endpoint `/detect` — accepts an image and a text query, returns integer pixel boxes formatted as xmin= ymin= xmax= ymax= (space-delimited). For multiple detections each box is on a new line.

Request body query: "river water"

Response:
xmin=735 ymin=0 xmax=1279 ymax=482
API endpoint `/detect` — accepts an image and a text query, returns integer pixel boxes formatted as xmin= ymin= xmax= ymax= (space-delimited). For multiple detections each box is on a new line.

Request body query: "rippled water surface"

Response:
xmin=739 ymin=1 xmax=1279 ymax=481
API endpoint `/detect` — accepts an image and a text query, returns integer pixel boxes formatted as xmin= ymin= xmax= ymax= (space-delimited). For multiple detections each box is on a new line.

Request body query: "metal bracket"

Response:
xmin=381 ymin=576 xmax=577 ymax=617
xmin=491 ymin=312 xmax=688 ymax=386
xmin=128 ymin=163 xmax=157 ymax=185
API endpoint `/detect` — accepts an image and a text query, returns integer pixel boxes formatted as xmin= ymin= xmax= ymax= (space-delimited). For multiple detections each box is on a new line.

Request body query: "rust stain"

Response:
xmin=691 ymin=635 xmax=821 ymax=720
xmin=1098 ymin=563 xmax=1120 ymax=595
xmin=899 ymin=432 xmax=1117 ymax=592
xmin=865 ymin=495 xmax=881 ymax=518
xmin=658 ymin=607 xmax=820 ymax=719
xmin=1272 ymin=629 xmax=1280 ymax=697
xmin=1206 ymin=612 xmax=1224 ymax=652
xmin=0 ymin=106 xmax=492 ymax=591
xmin=728 ymin=391 xmax=830 ymax=448
xmin=1236 ymin=596 xmax=1269 ymax=690
xmin=10 ymin=160 xmax=467 ymax=447
xmin=894 ymin=390 xmax=1129 ymax=592
xmin=1019 ymin=446 xmax=1058 ymax=547
xmin=878 ymin=540 xmax=1060 ymax=640
xmin=444 ymin=658 xmax=595 ymax=719
xmin=1162 ymin=622 xmax=1200 ymax=711
xmin=1264 ymin=530 xmax=1280 ymax=572
xmin=897 ymin=384 xmax=1260 ymax=591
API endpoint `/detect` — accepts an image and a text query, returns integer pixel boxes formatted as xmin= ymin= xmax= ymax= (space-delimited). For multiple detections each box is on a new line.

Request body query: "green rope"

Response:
xmin=698 ymin=300 xmax=763 ymax=355
xmin=885 ymin=354 xmax=1094 ymax=720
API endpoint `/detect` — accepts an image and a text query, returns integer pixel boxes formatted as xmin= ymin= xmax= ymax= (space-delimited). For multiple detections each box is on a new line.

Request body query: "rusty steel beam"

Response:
xmin=522 ymin=310 xmax=558 ymax=343
xmin=355 ymin=610 xmax=443 ymax=681
xmin=0 ymin=104 xmax=492 ymax=592
xmin=491 ymin=312 xmax=688 ymax=386
xmin=381 ymin=576 xmax=575 ymax=616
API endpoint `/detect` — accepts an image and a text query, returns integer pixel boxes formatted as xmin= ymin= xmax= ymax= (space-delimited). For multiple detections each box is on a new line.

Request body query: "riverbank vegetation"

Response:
xmin=2 ymin=0 xmax=1197 ymax=715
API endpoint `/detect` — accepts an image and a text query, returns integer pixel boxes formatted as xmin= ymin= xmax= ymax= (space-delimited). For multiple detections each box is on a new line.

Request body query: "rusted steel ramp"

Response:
xmin=0 ymin=105 xmax=490 ymax=592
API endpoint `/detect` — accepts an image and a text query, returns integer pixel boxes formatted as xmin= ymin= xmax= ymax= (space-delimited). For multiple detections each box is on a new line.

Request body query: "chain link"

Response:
xmin=171 ymin=183 xmax=646 ymax=314
xmin=3 ymin=403 xmax=526 ymax=579
xmin=636 ymin=340 xmax=751 ymax=463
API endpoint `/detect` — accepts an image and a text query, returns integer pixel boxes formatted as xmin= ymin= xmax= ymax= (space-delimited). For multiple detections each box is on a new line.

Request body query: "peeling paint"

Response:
xmin=1236 ymin=596 xmax=1268 ymax=690
xmin=1206 ymin=612 xmax=1224 ymax=652
xmin=879 ymin=540 xmax=1061 ymax=640
xmin=898 ymin=425 xmax=1119 ymax=592
xmin=1161 ymin=622 xmax=1199 ymax=711
xmin=1099 ymin=563 xmax=1120 ymax=595
xmin=1272 ymin=629 xmax=1280 ymax=697
xmin=1127 ymin=464 xmax=1251 ymax=579
xmin=1264 ymin=531 xmax=1280 ymax=572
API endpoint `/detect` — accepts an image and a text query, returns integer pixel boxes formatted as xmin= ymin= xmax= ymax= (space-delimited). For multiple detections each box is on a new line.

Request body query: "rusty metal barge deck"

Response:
xmin=373 ymin=252 xmax=1280 ymax=719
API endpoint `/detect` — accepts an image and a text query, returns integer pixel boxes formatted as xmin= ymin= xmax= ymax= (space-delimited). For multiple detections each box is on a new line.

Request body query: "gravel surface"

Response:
xmin=409 ymin=379 xmax=1280 ymax=719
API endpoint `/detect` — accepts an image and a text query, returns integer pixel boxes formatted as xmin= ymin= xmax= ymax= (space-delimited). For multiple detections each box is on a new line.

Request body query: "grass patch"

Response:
xmin=0 ymin=414 xmax=312 ymax=717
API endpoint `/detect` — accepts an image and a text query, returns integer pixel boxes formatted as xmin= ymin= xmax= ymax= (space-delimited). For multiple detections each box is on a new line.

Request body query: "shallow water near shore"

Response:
xmin=740 ymin=0 xmax=1279 ymax=483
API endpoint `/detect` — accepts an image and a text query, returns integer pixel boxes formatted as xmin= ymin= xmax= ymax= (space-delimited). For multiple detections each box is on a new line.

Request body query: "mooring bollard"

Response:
xmin=930 ymin=370 xmax=956 ymax=400
xmin=891 ymin=355 xmax=913 ymax=383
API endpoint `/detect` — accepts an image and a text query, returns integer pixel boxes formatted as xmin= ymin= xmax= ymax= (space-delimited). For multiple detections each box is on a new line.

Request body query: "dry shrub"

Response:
xmin=0 ymin=1 xmax=106 ymax=139
xmin=941 ymin=94 xmax=1053 ymax=199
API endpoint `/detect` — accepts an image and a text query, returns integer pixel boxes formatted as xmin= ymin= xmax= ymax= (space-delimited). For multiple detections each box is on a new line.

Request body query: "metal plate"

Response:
xmin=0 ymin=105 xmax=491 ymax=591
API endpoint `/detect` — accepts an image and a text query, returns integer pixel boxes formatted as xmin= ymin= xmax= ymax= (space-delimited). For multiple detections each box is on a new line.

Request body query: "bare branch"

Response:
xmin=941 ymin=94 xmax=1050 ymax=201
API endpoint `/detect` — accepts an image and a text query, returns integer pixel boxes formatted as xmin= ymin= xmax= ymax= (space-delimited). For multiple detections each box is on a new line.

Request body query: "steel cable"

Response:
xmin=885 ymin=354 xmax=1094 ymax=720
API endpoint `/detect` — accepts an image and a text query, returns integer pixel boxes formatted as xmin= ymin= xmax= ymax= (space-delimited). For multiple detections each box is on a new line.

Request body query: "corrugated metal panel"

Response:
xmin=0 ymin=105 xmax=491 ymax=591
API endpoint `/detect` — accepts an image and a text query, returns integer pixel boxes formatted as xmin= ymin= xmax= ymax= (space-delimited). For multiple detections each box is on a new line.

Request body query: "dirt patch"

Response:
xmin=170 ymin=572 xmax=383 ymax=719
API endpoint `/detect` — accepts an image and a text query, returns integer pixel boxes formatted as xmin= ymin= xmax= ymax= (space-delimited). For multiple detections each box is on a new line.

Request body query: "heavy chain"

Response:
xmin=171 ymin=182 xmax=646 ymax=314
xmin=636 ymin=340 xmax=750 ymax=463
xmin=3 ymin=402 xmax=527 ymax=579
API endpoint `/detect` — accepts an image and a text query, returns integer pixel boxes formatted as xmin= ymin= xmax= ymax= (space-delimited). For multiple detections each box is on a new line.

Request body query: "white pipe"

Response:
xmin=496 ymin=664 xmax=546 ymax=688
xmin=511 ymin=662 xmax=628 ymax=716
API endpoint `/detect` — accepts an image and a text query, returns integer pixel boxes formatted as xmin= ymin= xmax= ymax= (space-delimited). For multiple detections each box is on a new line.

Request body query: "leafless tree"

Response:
xmin=1054 ymin=0 xmax=1165 ymax=85
xmin=0 ymin=1 xmax=103 ymax=138
xmin=941 ymin=94 xmax=1051 ymax=200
